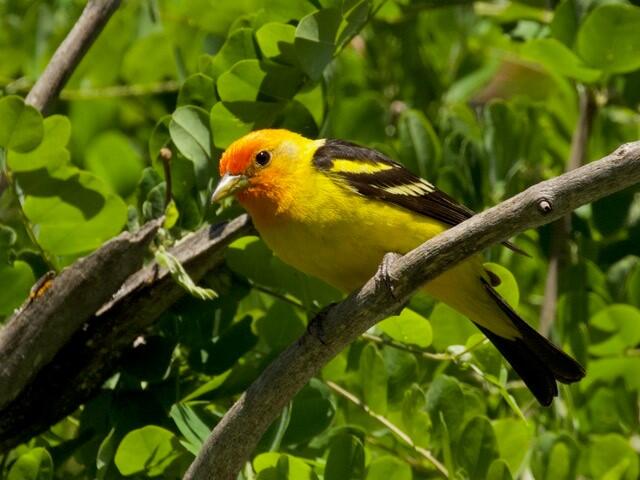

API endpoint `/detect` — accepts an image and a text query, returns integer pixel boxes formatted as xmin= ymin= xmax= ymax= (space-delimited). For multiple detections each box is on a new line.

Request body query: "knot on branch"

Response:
xmin=615 ymin=143 xmax=630 ymax=157
xmin=537 ymin=198 xmax=553 ymax=215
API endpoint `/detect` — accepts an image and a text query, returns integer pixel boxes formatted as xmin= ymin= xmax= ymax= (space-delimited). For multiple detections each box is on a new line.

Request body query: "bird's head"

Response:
xmin=211 ymin=129 xmax=312 ymax=209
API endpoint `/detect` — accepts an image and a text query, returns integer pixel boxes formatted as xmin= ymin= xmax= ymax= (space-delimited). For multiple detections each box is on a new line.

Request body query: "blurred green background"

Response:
xmin=1 ymin=0 xmax=640 ymax=478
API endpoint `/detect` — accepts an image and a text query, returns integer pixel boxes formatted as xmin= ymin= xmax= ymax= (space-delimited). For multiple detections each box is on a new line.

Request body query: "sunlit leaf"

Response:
xmin=0 ymin=95 xmax=43 ymax=153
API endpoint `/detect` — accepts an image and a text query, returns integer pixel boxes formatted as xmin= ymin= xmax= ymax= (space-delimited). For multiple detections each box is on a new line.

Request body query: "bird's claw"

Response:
xmin=377 ymin=252 xmax=402 ymax=300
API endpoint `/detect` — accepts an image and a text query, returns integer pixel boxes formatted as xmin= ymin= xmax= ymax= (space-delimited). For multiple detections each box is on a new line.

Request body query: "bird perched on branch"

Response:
xmin=211 ymin=129 xmax=585 ymax=406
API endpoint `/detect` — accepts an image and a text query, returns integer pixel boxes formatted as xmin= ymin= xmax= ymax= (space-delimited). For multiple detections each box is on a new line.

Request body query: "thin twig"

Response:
xmin=25 ymin=0 xmax=122 ymax=112
xmin=1 ymin=162 xmax=57 ymax=272
xmin=60 ymin=80 xmax=179 ymax=100
xmin=160 ymin=147 xmax=173 ymax=208
xmin=539 ymin=85 xmax=596 ymax=336
xmin=326 ymin=381 xmax=449 ymax=478
xmin=361 ymin=333 xmax=450 ymax=360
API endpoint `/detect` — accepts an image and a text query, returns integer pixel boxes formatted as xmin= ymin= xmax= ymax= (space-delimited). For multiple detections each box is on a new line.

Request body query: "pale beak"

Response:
xmin=210 ymin=173 xmax=250 ymax=203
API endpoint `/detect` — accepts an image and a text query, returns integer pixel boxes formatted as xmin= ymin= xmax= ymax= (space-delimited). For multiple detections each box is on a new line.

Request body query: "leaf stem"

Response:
xmin=325 ymin=380 xmax=449 ymax=478
xmin=1 ymin=151 xmax=58 ymax=272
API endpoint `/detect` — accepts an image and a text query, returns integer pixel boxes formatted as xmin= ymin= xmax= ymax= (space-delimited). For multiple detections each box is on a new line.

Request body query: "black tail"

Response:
xmin=475 ymin=279 xmax=585 ymax=406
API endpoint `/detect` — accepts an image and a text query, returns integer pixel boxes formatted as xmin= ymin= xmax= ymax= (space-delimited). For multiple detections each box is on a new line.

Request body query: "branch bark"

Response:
xmin=185 ymin=142 xmax=640 ymax=480
xmin=0 ymin=219 xmax=161 ymax=411
xmin=0 ymin=215 xmax=253 ymax=451
xmin=24 ymin=0 xmax=122 ymax=112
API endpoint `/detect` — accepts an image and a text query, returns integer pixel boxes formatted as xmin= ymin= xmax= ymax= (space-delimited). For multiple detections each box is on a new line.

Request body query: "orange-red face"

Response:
xmin=211 ymin=129 xmax=306 ymax=207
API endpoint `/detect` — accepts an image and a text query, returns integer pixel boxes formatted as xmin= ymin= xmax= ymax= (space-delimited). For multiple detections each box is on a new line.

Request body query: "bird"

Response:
xmin=210 ymin=129 xmax=585 ymax=406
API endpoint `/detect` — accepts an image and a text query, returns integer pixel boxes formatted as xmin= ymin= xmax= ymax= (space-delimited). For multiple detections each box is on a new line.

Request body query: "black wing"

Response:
xmin=313 ymin=139 xmax=527 ymax=255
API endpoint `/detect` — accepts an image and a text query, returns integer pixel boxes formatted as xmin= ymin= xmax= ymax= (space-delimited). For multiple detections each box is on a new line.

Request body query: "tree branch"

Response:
xmin=0 ymin=219 xmax=161 ymax=411
xmin=184 ymin=142 xmax=640 ymax=480
xmin=24 ymin=0 xmax=122 ymax=112
xmin=0 ymin=215 xmax=254 ymax=451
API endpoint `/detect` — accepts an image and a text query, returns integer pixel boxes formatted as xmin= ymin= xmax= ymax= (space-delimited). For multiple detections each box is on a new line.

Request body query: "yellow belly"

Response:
xmin=242 ymin=179 xmax=518 ymax=339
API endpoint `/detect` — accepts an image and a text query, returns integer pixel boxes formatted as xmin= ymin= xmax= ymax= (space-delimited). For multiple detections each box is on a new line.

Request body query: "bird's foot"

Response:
xmin=377 ymin=252 xmax=402 ymax=300
xmin=307 ymin=302 xmax=338 ymax=345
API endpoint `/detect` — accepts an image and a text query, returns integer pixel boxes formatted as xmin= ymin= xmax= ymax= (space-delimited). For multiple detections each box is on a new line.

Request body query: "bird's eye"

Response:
xmin=255 ymin=150 xmax=271 ymax=167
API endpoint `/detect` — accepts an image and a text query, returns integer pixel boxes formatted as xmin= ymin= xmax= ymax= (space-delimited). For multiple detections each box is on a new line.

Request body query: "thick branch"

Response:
xmin=0 ymin=215 xmax=254 ymax=451
xmin=0 ymin=219 xmax=161 ymax=411
xmin=185 ymin=142 xmax=640 ymax=480
xmin=25 ymin=0 xmax=121 ymax=112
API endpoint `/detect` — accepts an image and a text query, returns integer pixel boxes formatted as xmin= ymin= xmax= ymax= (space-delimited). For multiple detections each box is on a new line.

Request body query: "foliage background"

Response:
xmin=2 ymin=0 xmax=640 ymax=478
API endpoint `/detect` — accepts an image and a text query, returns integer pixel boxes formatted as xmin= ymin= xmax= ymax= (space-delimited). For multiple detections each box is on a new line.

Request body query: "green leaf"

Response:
xmin=0 ymin=260 xmax=35 ymax=315
xmin=426 ymin=375 xmax=465 ymax=439
xmin=486 ymin=459 xmax=514 ymax=480
xmin=397 ymin=108 xmax=442 ymax=179
xmin=178 ymin=73 xmax=217 ymax=111
xmin=592 ymin=188 xmax=635 ymax=236
xmin=254 ymin=300 xmax=306 ymax=351
xmin=155 ymin=246 xmax=217 ymax=300
xmin=519 ymin=38 xmax=602 ymax=83
xmin=401 ymin=384 xmax=431 ymax=447
xmin=585 ymin=434 xmax=639 ymax=480
xmin=359 ymin=343 xmax=388 ymax=414
xmin=96 ymin=428 xmax=117 ymax=480
xmin=256 ymin=22 xmax=297 ymax=64
xmin=583 ymin=357 xmax=640 ymax=392
xmin=17 ymin=166 xmax=127 ymax=256
xmin=295 ymin=8 xmax=342 ymax=80
xmin=170 ymin=403 xmax=211 ymax=455
xmin=217 ymin=60 xmax=267 ymax=102
xmin=430 ymin=303 xmax=477 ymax=351
xmin=121 ymin=32 xmax=177 ymax=83
xmin=169 ymin=106 xmax=212 ymax=188
xmin=8 ymin=115 xmax=70 ymax=172
xmin=7 ymin=447 xmax=53 ymax=480
xmin=253 ymin=453 xmax=316 ymax=479
xmin=627 ymin=264 xmax=640 ymax=308
xmin=484 ymin=262 xmax=520 ymax=308
xmin=377 ymin=307 xmax=432 ymax=347
xmin=531 ymin=433 xmax=578 ymax=480
xmin=217 ymin=60 xmax=303 ymax=102
xmin=456 ymin=416 xmax=499 ymax=479
xmin=283 ymin=380 xmax=335 ymax=444
xmin=325 ymin=433 xmax=365 ymax=480
xmin=210 ymin=101 xmax=255 ymax=149
xmin=550 ymin=0 xmax=579 ymax=47
xmin=188 ymin=315 xmax=258 ymax=375
xmin=576 ymin=4 xmax=640 ymax=74
xmin=0 ymin=225 xmax=17 ymax=247
xmin=365 ymin=456 xmax=411 ymax=480
xmin=201 ymin=28 xmax=257 ymax=80
xmin=114 ymin=425 xmax=186 ymax=477
xmin=589 ymin=304 xmax=640 ymax=357
xmin=85 ymin=131 xmax=145 ymax=197
xmin=492 ymin=418 xmax=533 ymax=474
xmin=0 ymin=95 xmax=43 ymax=153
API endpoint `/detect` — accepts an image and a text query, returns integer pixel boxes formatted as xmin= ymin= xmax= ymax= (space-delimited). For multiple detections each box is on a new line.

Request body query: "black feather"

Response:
xmin=477 ymin=278 xmax=585 ymax=405
xmin=313 ymin=139 xmax=527 ymax=256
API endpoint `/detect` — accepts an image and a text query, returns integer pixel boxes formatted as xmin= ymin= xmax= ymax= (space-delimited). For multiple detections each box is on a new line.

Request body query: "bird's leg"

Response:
xmin=306 ymin=302 xmax=338 ymax=345
xmin=377 ymin=252 xmax=402 ymax=300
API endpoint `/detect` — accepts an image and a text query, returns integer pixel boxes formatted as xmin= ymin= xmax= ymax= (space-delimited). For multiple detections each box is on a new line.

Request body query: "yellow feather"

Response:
xmin=237 ymin=134 xmax=519 ymax=339
xmin=330 ymin=159 xmax=395 ymax=174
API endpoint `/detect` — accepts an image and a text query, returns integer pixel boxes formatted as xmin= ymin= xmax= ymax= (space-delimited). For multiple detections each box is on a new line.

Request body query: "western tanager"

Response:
xmin=211 ymin=129 xmax=585 ymax=406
